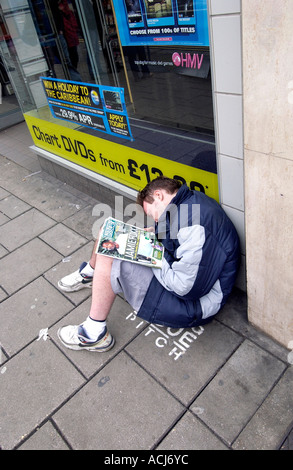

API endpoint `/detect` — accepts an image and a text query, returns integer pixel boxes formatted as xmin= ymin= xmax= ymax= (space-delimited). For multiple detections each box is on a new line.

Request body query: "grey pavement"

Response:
xmin=0 ymin=122 xmax=293 ymax=451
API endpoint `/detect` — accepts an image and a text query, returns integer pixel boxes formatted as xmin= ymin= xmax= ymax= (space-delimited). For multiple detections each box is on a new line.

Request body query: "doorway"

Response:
xmin=0 ymin=5 xmax=23 ymax=130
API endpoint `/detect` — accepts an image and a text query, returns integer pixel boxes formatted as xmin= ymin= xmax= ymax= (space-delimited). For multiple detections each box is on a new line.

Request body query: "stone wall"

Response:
xmin=243 ymin=0 xmax=293 ymax=348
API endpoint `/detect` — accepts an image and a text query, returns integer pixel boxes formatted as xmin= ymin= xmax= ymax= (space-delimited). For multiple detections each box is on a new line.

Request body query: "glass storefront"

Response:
xmin=0 ymin=0 xmax=218 ymax=199
xmin=0 ymin=0 xmax=26 ymax=128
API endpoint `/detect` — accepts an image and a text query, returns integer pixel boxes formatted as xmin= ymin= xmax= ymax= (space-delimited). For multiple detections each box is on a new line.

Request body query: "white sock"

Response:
xmin=83 ymin=316 xmax=106 ymax=340
xmin=80 ymin=262 xmax=94 ymax=277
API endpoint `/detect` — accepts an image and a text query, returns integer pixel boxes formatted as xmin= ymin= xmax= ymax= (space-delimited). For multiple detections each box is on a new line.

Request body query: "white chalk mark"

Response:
xmin=37 ymin=328 xmax=49 ymax=341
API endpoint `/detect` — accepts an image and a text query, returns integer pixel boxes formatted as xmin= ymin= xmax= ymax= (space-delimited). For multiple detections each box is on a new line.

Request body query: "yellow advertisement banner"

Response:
xmin=24 ymin=113 xmax=219 ymax=201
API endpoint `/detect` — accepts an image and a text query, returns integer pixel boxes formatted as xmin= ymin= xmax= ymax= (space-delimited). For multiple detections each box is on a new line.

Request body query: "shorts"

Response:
xmin=111 ymin=259 xmax=154 ymax=312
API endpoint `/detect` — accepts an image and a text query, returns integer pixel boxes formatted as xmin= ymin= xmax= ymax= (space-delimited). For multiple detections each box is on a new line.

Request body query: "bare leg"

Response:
xmin=89 ymin=252 xmax=116 ymax=321
xmin=57 ymin=250 xmax=116 ymax=351
xmin=89 ymin=238 xmax=99 ymax=270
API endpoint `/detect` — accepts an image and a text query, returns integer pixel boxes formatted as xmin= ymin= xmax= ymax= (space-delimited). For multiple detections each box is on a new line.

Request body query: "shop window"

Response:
xmin=114 ymin=0 xmax=214 ymax=134
xmin=1 ymin=0 xmax=218 ymax=199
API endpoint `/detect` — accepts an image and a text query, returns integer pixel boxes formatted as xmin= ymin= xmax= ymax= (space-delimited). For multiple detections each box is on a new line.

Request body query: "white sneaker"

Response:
xmin=57 ymin=324 xmax=115 ymax=352
xmin=58 ymin=262 xmax=93 ymax=292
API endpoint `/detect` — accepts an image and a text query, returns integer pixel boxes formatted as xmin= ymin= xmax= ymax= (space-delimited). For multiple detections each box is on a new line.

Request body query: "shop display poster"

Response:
xmin=113 ymin=0 xmax=209 ymax=47
xmin=40 ymin=77 xmax=133 ymax=141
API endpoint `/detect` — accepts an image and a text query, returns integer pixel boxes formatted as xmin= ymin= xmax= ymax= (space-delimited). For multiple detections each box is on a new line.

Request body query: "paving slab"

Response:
xmin=0 ymin=160 xmax=30 ymax=192
xmin=53 ymin=351 xmax=184 ymax=450
xmin=0 ymin=287 xmax=8 ymax=302
xmin=233 ymin=366 xmax=293 ymax=450
xmin=18 ymin=421 xmax=70 ymax=450
xmin=0 ymin=347 xmax=8 ymax=365
xmin=0 ymin=187 xmax=10 ymax=200
xmin=43 ymin=241 xmax=94 ymax=306
xmin=0 ymin=238 xmax=61 ymax=295
xmin=50 ymin=296 xmax=146 ymax=379
xmin=280 ymin=427 xmax=293 ymax=450
xmin=62 ymin=204 xmax=98 ymax=240
xmin=0 ymin=208 xmax=56 ymax=251
xmin=11 ymin=173 xmax=88 ymax=222
xmin=217 ymin=288 xmax=290 ymax=363
xmin=0 ymin=339 xmax=85 ymax=450
xmin=0 ymin=213 xmax=9 ymax=226
xmin=126 ymin=320 xmax=243 ymax=405
xmin=0 ymin=244 xmax=8 ymax=258
xmin=190 ymin=339 xmax=287 ymax=445
xmin=0 ymin=277 xmax=74 ymax=356
xmin=157 ymin=410 xmax=228 ymax=450
xmin=39 ymin=223 xmax=88 ymax=256
xmin=0 ymin=194 xmax=30 ymax=219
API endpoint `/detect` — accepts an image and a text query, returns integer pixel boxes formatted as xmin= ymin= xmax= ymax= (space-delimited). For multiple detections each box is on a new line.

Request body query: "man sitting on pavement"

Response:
xmin=57 ymin=177 xmax=240 ymax=352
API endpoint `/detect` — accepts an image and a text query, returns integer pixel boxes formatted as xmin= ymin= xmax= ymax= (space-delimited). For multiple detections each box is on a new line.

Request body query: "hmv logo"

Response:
xmin=172 ymin=52 xmax=204 ymax=69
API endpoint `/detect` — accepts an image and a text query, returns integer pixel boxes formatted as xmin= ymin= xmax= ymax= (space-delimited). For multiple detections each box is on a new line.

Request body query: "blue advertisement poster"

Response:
xmin=40 ymin=77 xmax=133 ymax=141
xmin=113 ymin=0 xmax=209 ymax=47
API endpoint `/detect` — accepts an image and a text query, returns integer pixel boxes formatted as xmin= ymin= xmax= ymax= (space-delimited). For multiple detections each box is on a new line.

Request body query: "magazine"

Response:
xmin=96 ymin=217 xmax=164 ymax=268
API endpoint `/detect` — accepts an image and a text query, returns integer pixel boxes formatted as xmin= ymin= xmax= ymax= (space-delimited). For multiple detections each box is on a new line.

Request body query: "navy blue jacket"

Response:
xmin=137 ymin=185 xmax=240 ymax=327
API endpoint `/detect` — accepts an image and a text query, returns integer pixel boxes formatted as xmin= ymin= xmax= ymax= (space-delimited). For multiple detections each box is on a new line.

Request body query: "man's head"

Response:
xmin=137 ymin=177 xmax=182 ymax=222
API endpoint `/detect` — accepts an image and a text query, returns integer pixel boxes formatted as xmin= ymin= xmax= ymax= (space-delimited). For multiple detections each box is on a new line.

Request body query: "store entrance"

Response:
xmin=0 ymin=7 xmax=23 ymax=130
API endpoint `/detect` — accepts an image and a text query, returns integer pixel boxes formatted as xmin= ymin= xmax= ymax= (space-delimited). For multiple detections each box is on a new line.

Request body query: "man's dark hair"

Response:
xmin=137 ymin=177 xmax=182 ymax=207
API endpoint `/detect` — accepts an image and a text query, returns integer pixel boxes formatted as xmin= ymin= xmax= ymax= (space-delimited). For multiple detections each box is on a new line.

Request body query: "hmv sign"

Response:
xmin=171 ymin=51 xmax=210 ymax=78
xmin=172 ymin=52 xmax=204 ymax=69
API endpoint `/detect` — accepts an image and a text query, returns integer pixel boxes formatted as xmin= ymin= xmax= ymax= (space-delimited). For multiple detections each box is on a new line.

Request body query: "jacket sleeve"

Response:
xmin=152 ymin=225 xmax=205 ymax=296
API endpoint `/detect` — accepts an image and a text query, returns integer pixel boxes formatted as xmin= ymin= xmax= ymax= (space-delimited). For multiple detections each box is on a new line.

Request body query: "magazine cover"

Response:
xmin=96 ymin=217 xmax=164 ymax=268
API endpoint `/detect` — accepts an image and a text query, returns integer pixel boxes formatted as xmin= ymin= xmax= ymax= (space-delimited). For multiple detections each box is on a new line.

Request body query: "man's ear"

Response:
xmin=153 ymin=189 xmax=163 ymax=201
